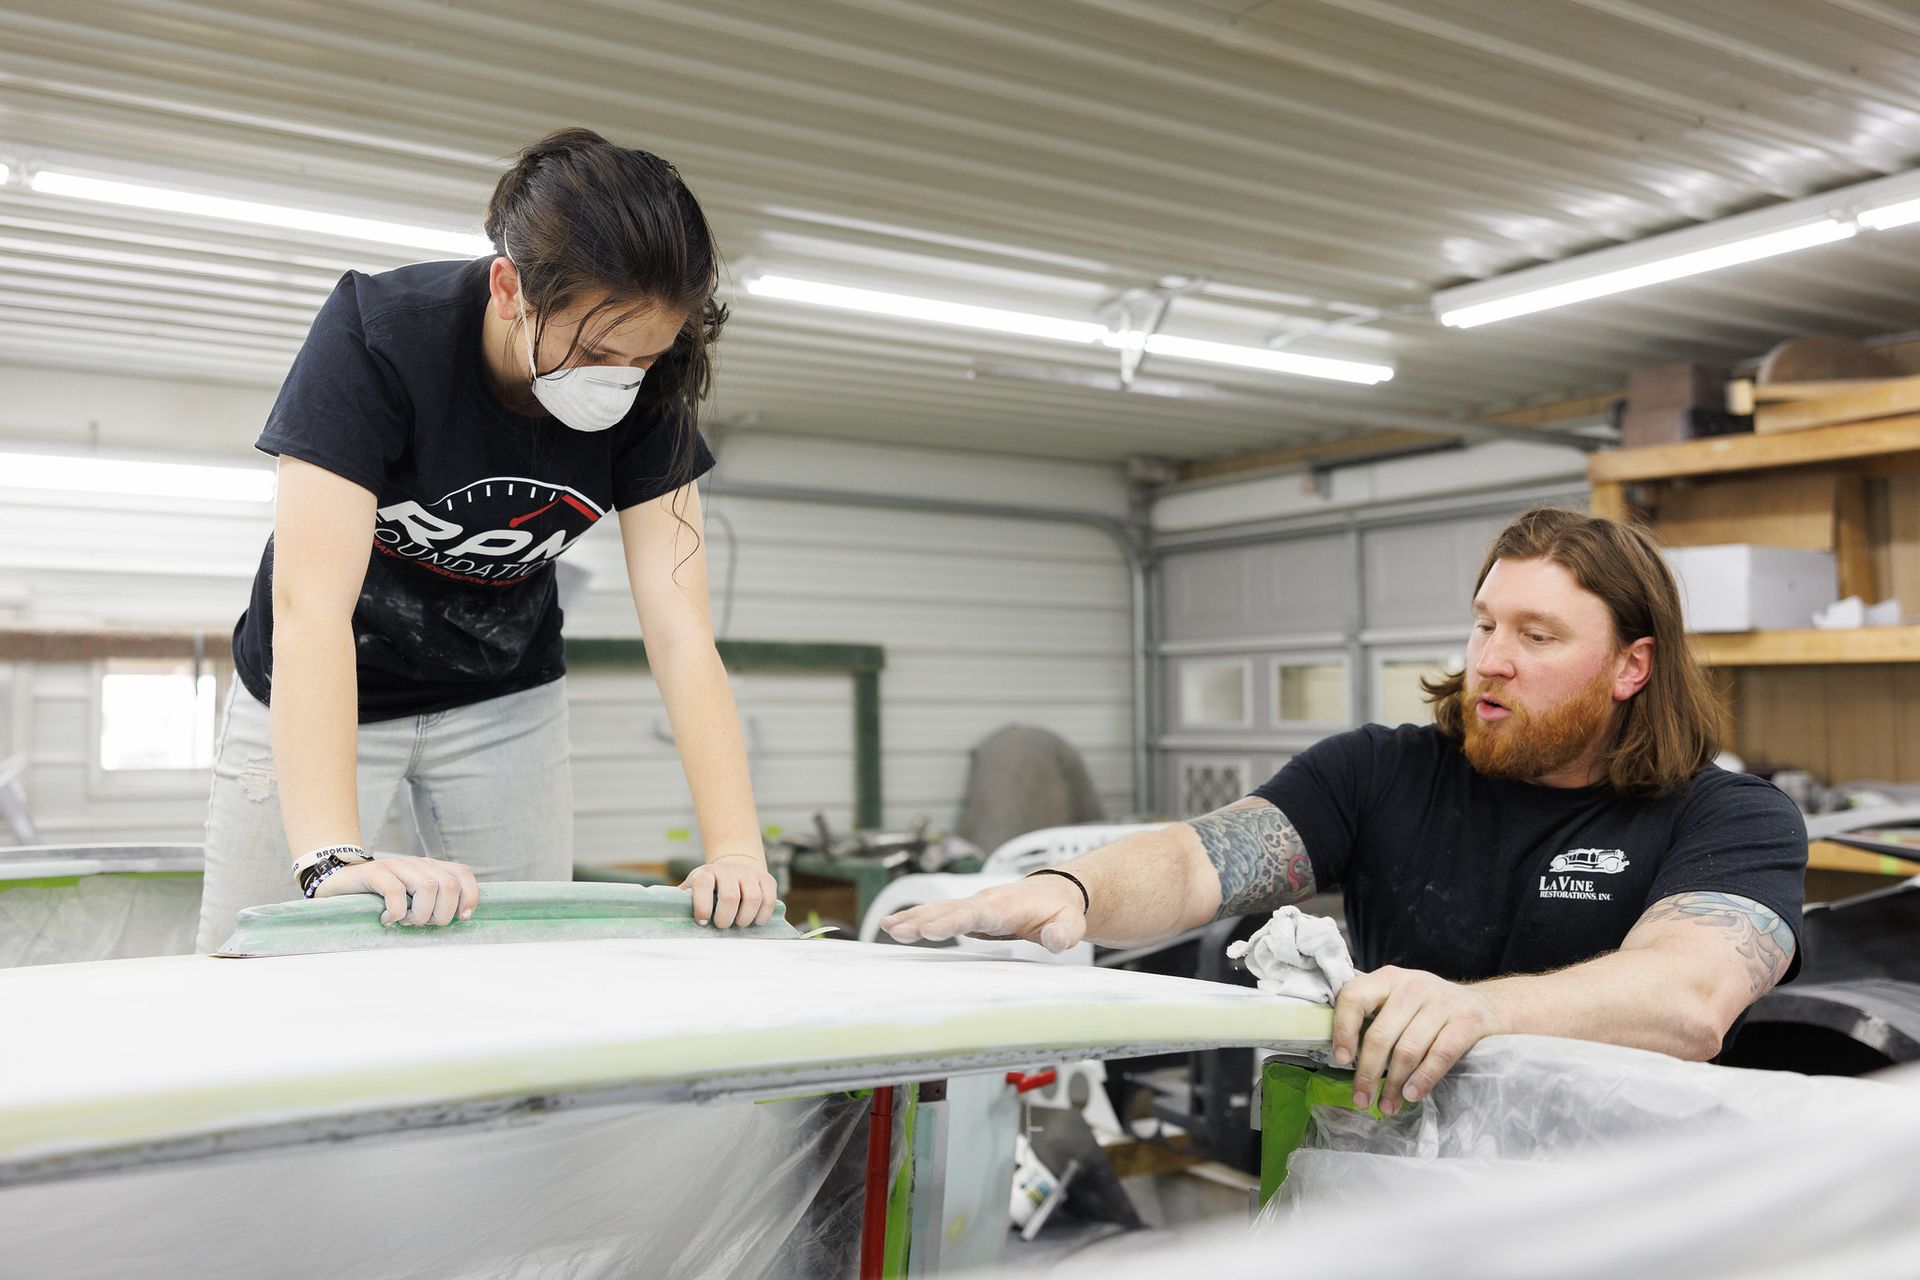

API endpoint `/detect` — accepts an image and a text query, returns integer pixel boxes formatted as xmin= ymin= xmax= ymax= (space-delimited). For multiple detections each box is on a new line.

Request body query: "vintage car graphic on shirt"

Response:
xmin=372 ymin=477 xmax=605 ymax=586
xmin=1538 ymin=848 xmax=1631 ymax=902
xmin=1548 ymin=848 xmax=1631 ymax=875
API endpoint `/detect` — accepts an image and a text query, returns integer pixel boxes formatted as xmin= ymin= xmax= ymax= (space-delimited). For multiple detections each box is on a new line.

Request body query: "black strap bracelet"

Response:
xmin=1026 ymin=868 xmax=1090 ymax=914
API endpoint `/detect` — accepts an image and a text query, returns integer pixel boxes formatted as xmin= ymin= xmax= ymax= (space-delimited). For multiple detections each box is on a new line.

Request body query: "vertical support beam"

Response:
xmin=1137 ymin=548 xmax=1158 ymax=815
xmin=853 ymin=669 xmax=883 ymax=829
xmin=1589 ymin=480 xmax=1632 ymax=523
xmin=1346 ymin=525 xmax=1369 ymax=725
xmin=860 ymin=1085 xmax=898 ymax=1280
xmin=895 ymin=1081 xmax=934 ymax=1276
xmin=1835 ymin=476 xmax=1879 ymax=602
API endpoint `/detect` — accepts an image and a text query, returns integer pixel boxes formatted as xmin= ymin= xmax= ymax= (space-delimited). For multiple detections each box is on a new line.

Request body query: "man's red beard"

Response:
xmin=1461 ymin=667 xmax=1618 ymax=782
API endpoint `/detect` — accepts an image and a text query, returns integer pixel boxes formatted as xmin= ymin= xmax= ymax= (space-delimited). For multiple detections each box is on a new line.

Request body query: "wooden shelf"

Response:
xmin=1689 ymin=626 xmax=1920 ymax=666
xmin=1808 ymin=839 xmax=1920 ymax=877
xmin=1589 ymin=416 xmax=1920 ymax=485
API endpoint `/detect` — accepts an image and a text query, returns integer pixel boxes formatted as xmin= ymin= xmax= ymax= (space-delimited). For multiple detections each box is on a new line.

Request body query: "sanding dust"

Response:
xmin=1227 ymin=906 xmax=1356 ymax=1004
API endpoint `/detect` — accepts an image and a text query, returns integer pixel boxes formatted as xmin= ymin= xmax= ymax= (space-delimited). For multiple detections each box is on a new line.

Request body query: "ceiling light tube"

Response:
xmin=747 ymin=274 xmax=1393 ymax=383
xmin=28 ymin=170 xmax=494 ymax=257
xmin=1858 ymin=197 xmax=1920 ymax=231
xmin=1109 ymin=331 xmax=1392 ymax=384
xmin=746 ymin=274 xmax=1108 ymax=344
xmin=0 ymin=451 xmax=275 ymax=503
xmin=1435 ymin=216 xmax=1854 ymax=329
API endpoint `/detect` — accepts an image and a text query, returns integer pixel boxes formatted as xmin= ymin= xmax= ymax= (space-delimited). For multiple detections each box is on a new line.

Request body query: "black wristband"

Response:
xmin=1026 ymin=868 xmax=1090 ymax=914
xmin=298 ymin=853 xmax=359 ymax=899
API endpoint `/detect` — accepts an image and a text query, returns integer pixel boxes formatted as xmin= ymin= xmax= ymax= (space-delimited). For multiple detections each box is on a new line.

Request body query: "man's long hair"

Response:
xmin=1423 ymin=507 xmax=1727 ymax=795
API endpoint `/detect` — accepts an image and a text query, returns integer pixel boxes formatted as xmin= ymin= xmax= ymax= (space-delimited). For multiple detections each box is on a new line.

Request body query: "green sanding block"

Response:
xmin=215 ymin=881 xmax=798 ymax=958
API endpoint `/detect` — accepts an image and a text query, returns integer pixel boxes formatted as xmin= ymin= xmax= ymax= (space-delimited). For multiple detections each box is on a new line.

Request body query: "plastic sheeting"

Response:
xmin=0 ymin=1093 xmax=877 ymax=1280
xmin=929 ymin=1071 xmax=1023 ymax=1272
xmin=0 ymin=874 xmax=200 ymax=968
xmin=1016 ymin=1036 xmax=1920 ymax=1280
xmin=1268 ymin=1034 xmax=1906 ymax=1222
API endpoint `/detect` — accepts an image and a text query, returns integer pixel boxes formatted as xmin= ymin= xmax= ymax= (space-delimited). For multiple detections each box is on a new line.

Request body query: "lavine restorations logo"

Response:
xmin=373 ymin=477 xmax=604 ymax=586
xmin=1539 ymin=848 xmax=1632 ymax=902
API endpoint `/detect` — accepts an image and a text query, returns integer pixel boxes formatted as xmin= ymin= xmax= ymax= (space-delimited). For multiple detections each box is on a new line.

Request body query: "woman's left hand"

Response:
xmin=680 ymin=853 xmax=780 ymax=928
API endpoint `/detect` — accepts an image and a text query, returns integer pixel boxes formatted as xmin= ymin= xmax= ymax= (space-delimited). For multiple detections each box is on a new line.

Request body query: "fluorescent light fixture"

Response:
xmin=28 ymin=170 xmax=494 ymax=257
xmin=0 ymin=163 xmax=10 ymax=185
xmin=1858 ymin=197 xmax=1920 ymax=231
xmin=1109 ymin=331 xmax=1392 ymax=384
xmin=1432 ymin=164 xmax=1920 ymax=328
xmin=0 ymin=451 xmax=275 ymax=503
xmin=747 ymin=273 xmax=1393 ymax=384
xmin=1435 ymin=218 xmax=1854 ymax=329
xmin=746 ymin=274 xmax=1107 ymax=344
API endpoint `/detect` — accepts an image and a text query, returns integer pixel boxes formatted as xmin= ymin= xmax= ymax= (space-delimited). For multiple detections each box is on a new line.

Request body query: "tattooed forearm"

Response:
xmin=1633 ymin=891 xmax=1797 ymax=996
xmin=1188 ymin=802 xmax=1317 ymax=920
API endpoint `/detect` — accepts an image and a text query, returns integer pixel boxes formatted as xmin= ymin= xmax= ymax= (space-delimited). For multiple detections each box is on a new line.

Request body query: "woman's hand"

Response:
xmin=313 ymin=856 xmax=481 ymax=927
xmin=680 ymin=853 xmax=779 ymax=928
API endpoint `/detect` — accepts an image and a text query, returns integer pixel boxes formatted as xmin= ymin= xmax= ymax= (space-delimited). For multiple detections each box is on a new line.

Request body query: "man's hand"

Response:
xmin=1333 ymin=966 xmax=1504 ymax=1115
xmin=314 ymin=855 xmax=480 ymax=927
xmin=880 ymin=876 xmax=1087 ymax=953
xmin=680 ymin=854 xmax=779 ymax=928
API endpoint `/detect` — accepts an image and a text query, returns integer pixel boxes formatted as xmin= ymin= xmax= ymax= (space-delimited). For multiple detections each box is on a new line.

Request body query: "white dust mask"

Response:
xmin=517 ymin=296 xmax=646 ymax=433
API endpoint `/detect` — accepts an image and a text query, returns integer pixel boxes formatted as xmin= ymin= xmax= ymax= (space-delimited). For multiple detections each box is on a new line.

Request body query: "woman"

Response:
xmin=195 ymin=128 xmax=773 ymax=951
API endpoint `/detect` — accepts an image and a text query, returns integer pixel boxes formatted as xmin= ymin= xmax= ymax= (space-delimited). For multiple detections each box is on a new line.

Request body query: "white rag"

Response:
xmin=1226 ymin=905 xmax=1357 ymax=1004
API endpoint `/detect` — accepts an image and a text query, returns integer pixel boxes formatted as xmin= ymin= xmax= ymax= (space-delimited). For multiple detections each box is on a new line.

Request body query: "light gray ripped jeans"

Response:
xmin=195 ymin=679 xmax=573 ymax=952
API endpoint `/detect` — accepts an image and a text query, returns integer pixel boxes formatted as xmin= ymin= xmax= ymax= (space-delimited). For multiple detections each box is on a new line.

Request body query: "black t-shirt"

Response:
xmin=1252 ymin=723 xmax=1806 ymax=984
xmin=232 ymin=258 xmax=714 ymax=722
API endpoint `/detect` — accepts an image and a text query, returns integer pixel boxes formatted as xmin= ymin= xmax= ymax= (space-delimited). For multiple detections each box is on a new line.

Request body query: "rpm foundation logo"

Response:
xmin=373 ymin=477 xmax=604 ymax=586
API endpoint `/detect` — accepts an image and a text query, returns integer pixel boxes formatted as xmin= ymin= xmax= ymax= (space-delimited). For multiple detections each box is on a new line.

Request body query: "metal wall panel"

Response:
xmin=1160 ymin=547 xmax=1257 ymax=641
xmin=1360 ymin=512 xmax=1513 ymax=632
xmin=0 ymin=437 xmax=1136 ymax=857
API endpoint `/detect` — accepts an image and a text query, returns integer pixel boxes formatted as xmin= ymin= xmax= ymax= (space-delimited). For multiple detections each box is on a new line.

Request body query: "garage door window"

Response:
xmin=99 ymin=659 xmax=220 ymax=771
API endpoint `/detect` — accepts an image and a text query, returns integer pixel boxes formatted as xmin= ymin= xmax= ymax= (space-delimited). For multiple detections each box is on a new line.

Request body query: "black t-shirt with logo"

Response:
xmin=1252 ymin=723 xmax=1806 ymax=984
xmin=232 ymin=258 xmax=713 ymax=722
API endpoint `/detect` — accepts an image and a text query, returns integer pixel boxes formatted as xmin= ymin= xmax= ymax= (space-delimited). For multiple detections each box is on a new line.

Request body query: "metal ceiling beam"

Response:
xmin=969 ymin=362 xmax=1604 ymax=451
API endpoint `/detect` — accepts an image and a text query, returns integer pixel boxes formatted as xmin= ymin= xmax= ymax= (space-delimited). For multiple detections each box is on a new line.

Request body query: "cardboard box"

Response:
xmin=1627 ymin=361 xmax=1730 ymax=411
xmin=1664 ymin=545 xmax=1838 ymax=633
xmin=1620 ymin=405 xmax=1751 ymax=450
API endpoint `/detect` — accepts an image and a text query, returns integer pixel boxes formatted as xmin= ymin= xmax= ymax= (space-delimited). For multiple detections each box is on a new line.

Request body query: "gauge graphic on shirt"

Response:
xmin=372 ymin=476 xmax=606 ymax=587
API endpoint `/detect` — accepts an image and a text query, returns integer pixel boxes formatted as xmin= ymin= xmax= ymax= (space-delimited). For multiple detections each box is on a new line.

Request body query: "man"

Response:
xmin=883 ymin=508 xmax=1805 ymax=1117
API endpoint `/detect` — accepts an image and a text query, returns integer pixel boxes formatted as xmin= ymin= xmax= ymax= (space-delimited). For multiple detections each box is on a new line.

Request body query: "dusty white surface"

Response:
xmin=0 ymin=938 xmax=1329 ymax=1165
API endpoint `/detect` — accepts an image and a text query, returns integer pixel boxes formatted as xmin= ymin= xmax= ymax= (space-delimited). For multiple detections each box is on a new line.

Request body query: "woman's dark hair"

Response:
xmin=1422 ymin=506 xmax=1728 ymax=796
xmin=485 ymin=128 xmax=725 ymax=531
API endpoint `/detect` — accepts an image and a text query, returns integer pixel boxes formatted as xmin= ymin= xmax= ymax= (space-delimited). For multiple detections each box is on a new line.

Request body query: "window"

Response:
xmin=98 ymin=658 xmax=221 ymax=771
xmin=1272 ymin=656 xmax=1349 ymax=727
xmin=1371 ymin=651 xmax=1464 ymax=729
xmin=1176 ymin=659 xmax=1252 ymax=730
xmin=1178 ymin=758 xmax=1252 ymax=816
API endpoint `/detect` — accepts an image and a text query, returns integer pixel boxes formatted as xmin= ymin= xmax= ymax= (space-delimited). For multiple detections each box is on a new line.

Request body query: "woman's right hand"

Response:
xmin=313 ymin=856 xmax=481 ymax=927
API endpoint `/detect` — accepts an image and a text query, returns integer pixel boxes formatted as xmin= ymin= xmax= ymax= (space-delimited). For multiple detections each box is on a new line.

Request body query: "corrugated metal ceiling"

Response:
xmin=2 ymin=0 xmax=1920 ymax=464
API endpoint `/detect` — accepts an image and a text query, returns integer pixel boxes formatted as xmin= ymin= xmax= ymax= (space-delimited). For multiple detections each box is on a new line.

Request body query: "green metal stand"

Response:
xmin=1259 ymin=1059 xmax=1386 ymax=1207
xmin=566 ymin=638 xmax=887 ymax=828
